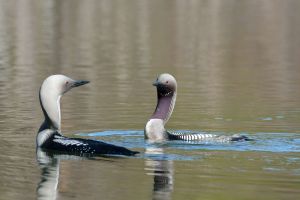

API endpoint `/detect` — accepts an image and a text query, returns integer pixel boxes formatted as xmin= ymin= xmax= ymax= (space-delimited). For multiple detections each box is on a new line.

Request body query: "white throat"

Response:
xmin=40 ymin=85 xmax=62 ymax=131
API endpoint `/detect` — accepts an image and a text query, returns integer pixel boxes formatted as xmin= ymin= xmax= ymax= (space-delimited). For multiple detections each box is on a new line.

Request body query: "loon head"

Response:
xmin=153 ymin=73 xmax=177 ymax=98
xmin=39 ymin=75 xmax=89 ymax=131
xmin=145 ymin=73 xmax=177 ymax=141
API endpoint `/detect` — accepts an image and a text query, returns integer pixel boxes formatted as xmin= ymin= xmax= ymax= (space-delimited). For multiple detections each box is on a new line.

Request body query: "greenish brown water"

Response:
xmin=0 ymin=0 xmax=300 ymax=199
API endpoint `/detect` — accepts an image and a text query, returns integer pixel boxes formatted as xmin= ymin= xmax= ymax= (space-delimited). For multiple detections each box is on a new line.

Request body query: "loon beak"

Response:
xmin=152 ymin=80 xmax=159 ymax=86
xmin=73 ymin=80 xmax=90 ymax=87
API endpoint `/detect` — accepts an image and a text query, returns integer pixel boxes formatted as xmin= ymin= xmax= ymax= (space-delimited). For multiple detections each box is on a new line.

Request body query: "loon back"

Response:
xmin=37 ymin=74 xmax=138 ymax=156
xmin=167 ymin=131 xmax=253 ymax=142
xmin=39 ymin=131 xmax=137 ymax=156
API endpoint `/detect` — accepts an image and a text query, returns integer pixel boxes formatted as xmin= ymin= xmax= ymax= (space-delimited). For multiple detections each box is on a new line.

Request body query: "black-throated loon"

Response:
xmin=37 ymin=74 xmax=138 ymax=156
xmin=144 ymin=73 xmax=251 ymax=142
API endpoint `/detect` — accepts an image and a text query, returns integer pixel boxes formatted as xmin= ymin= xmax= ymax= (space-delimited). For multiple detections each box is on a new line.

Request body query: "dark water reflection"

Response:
xmin=1 ymin=0 xmax=300 ymax=199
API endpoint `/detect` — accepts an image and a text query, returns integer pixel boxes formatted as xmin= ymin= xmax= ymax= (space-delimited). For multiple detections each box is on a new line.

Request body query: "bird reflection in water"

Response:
xmin=145 ymin=146 xmax=174 ymax=200
xmin=37 ymin=146 xmax=174 ymax=200
xmin=36 ymin=148 xmax=91 ymax=200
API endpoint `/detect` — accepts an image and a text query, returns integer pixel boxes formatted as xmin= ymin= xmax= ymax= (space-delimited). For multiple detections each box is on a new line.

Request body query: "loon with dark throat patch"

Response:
xmin=145 ymin=73 xmax=251 ymax=142
xmin=37 ymin=75 xmax=138 ymax=156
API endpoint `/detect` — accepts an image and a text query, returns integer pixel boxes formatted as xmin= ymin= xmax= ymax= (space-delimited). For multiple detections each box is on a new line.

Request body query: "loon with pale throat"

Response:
xmin=37 ymin=75 xmax=138 ymax=156
xmin=145 ymin=73 xmax=251 ymax=142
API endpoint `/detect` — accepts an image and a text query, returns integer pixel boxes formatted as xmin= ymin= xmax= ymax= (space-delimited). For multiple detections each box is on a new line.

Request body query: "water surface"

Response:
xmin=0 ymin=0 xmax=300 ymax=199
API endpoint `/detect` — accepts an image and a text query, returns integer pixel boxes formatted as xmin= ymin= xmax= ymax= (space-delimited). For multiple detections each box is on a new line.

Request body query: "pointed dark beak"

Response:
xmin=73 ymin=80 xmax=90 ymax=87
xmin=152 ymin=80 xmax=159 ymax=86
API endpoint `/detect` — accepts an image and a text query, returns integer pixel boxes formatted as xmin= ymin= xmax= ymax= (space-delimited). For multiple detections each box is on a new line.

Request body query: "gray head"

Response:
xmin=153 ymin=73 xmax=177 ymax=98
xmin=39 ymin=75 xmax=89 ymax=131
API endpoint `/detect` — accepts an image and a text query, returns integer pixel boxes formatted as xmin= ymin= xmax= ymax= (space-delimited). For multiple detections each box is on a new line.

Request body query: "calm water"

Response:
xmin=1 ymin=0 xmax=300 ymax=199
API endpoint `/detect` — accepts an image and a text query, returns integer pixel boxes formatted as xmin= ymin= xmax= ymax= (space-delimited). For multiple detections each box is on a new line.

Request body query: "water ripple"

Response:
xmin=77 ymin=131 xmax=300 ymax=159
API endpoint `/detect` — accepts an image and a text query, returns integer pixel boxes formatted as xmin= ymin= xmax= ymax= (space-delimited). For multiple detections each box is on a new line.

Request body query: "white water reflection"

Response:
xmin=36 ymin=148 xmax=99 ymax=200
xmin=36 ymin=149 xmax=59 ymax=200
xmin=145 ymin=146 xmax=174 ymax=200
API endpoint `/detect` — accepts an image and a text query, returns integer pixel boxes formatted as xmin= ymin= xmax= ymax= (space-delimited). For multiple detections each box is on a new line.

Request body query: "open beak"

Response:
xmin=73 ymin=80 xmax=90 ymax=87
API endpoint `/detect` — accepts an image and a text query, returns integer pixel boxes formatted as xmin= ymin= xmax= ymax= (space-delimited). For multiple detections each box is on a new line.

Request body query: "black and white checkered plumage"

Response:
xmin=38 ymin=131 xmax=137 ymax=156
xmin=167 ymin=131 xmax=251 ymax=142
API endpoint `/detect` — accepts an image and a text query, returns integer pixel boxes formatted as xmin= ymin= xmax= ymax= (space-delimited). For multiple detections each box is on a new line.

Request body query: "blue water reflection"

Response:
xmin=77 ymin=130 xmax=300 ymax=157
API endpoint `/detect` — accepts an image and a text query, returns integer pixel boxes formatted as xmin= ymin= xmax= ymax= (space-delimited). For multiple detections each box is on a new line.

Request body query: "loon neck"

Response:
xmin=39 ymin=88 xmax=61 ymax=132
xmin=151 ymin=91 xmax=176 ymax=125
xmin=145 ymin=91 xmax=176 ymax=140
